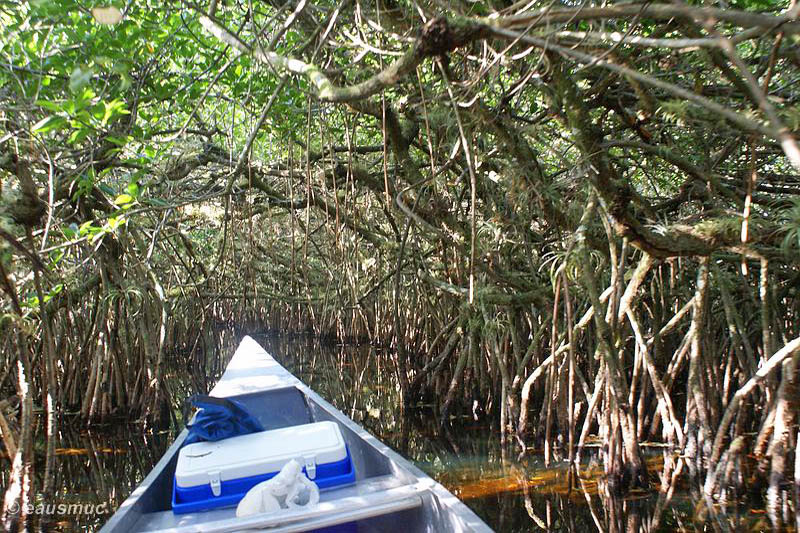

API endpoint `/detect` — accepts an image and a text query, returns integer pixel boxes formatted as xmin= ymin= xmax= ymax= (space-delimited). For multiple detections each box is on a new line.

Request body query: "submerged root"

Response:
xmin=705 ymin=435 xmax=747 ymax=504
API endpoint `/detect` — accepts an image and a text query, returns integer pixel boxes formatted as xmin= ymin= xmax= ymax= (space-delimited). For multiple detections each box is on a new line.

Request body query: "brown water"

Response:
xmin=8 ymin=334 xmax=778 ymax=532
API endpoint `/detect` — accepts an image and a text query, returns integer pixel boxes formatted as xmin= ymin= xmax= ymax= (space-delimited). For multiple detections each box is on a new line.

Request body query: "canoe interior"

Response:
xmin=105 ymin=385 xmax=487 ymax=532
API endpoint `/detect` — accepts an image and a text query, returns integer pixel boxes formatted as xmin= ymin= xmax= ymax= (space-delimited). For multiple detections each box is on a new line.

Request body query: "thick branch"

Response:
xmin=493 ymin=5 xmax=800 ymax=36
xmin=200 ymin=16 xmax=488 ymax=103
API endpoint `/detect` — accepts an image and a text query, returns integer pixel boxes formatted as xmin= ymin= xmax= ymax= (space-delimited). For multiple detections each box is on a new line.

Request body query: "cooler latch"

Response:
xmin=208 ymin=470 xmax=222 ymax=497
xmin=303 ymin=455 xmax=317 ymax=479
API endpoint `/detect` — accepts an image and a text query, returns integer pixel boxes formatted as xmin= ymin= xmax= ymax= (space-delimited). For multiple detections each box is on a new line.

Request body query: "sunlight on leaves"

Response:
xmin=92 ymin=6 xmax=124 ymax=25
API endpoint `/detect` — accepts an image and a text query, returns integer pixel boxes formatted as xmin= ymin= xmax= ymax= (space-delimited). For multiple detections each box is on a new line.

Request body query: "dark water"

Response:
xmin=15 ymin=335 xmax=777 ymax=532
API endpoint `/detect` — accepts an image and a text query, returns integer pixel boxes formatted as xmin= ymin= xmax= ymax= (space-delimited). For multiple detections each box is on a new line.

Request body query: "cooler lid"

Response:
xmin=175 ymin=421 xmax=347 ymax=488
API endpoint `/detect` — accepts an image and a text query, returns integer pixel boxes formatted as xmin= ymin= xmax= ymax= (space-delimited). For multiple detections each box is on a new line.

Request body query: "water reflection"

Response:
xmin=256 ymin=335 xmax=775 ymax=533
xmin=6 ymin=334 xmax=778 ymax=532
xmin=0 ymin=422 xmax=174 ymax=532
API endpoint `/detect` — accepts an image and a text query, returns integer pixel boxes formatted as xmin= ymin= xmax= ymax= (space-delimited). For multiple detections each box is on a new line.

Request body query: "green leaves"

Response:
xmin=71 ymin=172 xmax=94 ymax=201
xmin=31 ymin=94 xmax=129 ymax=147
xmin=779 ymin=198 xmax=800 ymax=257
xmin=21 ymin=282 xmax=63 ymax=312
xmin=147 ymin=197 xmax=171 ymax=207
xmin=111 ymin=181 xmax=141 ymax=210
xmin=69 ymin=66 xmax=95 ymax=93
xmin=114 ymin=193 xmax=136 ymax=208
xmin=76 ymin=215 xmax=127 ymax=245
xmin=126 ymin=182 xmax=140 ymax=197
xmin=98 ymin=99 xmax=130 ymax=126
xmin=62 ymin=223 xmax=79 ymax=239
xmin=32 ymin=115 xmax=67 ymax=134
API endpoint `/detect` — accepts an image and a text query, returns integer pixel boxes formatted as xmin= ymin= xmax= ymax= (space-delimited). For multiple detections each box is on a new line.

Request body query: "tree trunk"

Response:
xmin=766 ymin=352 xmax=799 ymax=529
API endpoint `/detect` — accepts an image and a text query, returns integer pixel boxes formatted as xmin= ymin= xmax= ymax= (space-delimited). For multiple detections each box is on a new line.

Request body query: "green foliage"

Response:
xmin=2 ymin=0 xmax=800 ymax=458
xmin=779 ymin=198 xmax=800 ymax=256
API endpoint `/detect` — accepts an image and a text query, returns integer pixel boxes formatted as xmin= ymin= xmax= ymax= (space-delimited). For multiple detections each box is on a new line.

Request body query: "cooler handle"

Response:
xmin=303 ymin=455 xmax=317 ymax=479
xmin=209 ymin=470 xmax=222 ymax=496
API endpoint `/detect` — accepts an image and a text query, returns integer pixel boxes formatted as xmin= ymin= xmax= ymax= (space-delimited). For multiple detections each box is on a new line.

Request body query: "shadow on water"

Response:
xmin=6 ymin=333 xmax=782 ymax=532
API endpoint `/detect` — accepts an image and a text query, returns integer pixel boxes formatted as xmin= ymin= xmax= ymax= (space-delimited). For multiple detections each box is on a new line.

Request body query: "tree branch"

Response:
xmin=200 ymin=15 xmax=488 ymax=103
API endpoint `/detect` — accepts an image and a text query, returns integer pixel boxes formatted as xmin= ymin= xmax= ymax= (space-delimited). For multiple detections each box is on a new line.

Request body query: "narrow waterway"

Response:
xmin=31 ymin=334 xmax=772 ymax=531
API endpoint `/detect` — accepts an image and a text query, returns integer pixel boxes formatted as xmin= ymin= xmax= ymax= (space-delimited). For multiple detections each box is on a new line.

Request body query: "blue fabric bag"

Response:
xmin=185 ymin=395 xmax=263 ymax=444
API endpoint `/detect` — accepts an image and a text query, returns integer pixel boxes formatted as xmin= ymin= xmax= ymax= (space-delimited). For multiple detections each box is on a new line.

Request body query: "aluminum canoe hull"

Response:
xmin=100 ymin=336 xmax=493 ymax=532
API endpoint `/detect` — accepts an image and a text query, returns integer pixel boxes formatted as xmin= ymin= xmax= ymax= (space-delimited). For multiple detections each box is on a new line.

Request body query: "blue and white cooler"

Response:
xmin=172 ymin=420 xmax=356 ymax=514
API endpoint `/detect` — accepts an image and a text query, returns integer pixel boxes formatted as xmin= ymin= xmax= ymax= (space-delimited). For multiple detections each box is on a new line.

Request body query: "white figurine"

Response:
xmin=236 ymin=459 xmax=319 ymax=517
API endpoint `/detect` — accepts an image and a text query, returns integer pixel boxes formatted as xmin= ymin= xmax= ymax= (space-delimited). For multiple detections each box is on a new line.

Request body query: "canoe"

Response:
xmin=100 ymin=336 xmax=493 ymax=532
